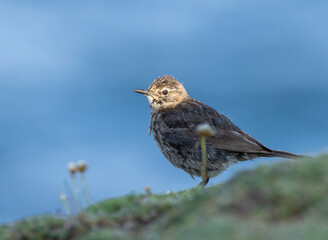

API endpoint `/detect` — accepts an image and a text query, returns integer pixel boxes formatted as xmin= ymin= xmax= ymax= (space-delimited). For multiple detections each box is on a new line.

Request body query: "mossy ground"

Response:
xmin=1 ymin=155 xmax=328 ymax=240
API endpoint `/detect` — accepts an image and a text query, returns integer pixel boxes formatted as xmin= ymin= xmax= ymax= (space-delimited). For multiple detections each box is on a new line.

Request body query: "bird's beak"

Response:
xmin=134 ymin=89 xmax=153 ymax=96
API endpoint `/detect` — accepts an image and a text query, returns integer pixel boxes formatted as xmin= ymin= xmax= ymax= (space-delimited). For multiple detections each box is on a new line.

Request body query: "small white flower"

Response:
xmin=196 ymin=123 xmax=216 ymax=137
xmin=76 ymin=160 xmax=88 ymax=173
xmin=67 ymin=162 xmax=77 ymax=174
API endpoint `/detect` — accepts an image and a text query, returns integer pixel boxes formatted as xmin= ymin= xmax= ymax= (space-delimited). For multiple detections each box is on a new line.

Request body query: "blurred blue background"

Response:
xmin=0 ymin=0 xmax=327 ymax=223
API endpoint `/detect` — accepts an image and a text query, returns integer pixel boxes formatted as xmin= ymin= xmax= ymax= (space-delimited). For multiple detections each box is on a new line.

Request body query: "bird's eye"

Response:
xmin=162 ymin=90 xmax=168 ymax=95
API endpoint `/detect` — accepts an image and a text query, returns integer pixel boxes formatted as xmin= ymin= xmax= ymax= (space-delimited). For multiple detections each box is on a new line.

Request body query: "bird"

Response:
xmin=134 ymin=75 xmax=304 ymax=186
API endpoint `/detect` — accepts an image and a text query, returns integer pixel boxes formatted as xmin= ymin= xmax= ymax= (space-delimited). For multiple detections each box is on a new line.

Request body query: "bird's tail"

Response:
xmin=265 ymin=150 xmax=307 ymax=159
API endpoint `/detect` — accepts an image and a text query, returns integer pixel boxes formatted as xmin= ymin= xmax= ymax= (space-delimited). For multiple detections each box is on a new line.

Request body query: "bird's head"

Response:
xmin=134 ymin=75 xmax=189 ymax=111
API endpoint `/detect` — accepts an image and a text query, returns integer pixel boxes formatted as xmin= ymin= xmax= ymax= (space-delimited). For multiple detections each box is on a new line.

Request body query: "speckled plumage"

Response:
xmin=135 ymin=75 xmax=303 ymax=185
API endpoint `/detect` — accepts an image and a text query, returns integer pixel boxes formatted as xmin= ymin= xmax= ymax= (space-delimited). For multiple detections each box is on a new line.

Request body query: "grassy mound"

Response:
xmin=1 ymin=154 xmax=328 ymax=240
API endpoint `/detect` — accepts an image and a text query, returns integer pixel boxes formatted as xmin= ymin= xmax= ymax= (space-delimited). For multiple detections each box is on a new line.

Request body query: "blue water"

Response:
xmin=1 ymin=1 xmax=328 ymax=223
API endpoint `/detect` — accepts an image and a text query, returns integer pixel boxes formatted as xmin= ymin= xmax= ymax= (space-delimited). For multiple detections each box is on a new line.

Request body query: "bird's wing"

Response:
xmin=161 ymin=99 xmax=272 ymax=154
xmin=208 ymin=129 xmax=270 ymax=153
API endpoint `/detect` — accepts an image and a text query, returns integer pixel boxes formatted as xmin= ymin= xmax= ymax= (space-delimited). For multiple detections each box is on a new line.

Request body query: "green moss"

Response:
xmin=1 ymin=155 xmax=328 ymax=240
xmin=76 ymin=229 xmax=128 ymax=240
xmin=0 ymin=216 xmax=67 ymax=240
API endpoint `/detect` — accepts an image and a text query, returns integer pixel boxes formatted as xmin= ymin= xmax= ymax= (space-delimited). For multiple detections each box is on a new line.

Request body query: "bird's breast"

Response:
xmin=150 ymin=112 xmax=178 ymax=161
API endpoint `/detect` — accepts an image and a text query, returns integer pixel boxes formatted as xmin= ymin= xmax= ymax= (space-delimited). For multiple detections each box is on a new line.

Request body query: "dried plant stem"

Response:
xmin=59 ymin=191 xmax=71 ymax=215
xmin=80 ymin=173 xmax=94 ymax=205
xmin=63 ymin=181 xmax=81 ymax=213
xmin=62 ymin=202 xmax=70 ymax=215
xmin=70 ymin=174 xmax=80 ymax=206
xmin=200 ymin=136 xmax=207 ymax=184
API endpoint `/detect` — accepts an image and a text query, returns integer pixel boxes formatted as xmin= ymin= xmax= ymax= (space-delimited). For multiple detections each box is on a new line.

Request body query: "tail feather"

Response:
xmin=266 ymin=150 xmax=306 ymax=159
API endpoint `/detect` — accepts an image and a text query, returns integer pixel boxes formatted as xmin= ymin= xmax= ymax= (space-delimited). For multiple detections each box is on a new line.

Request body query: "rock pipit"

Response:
xmin=134 ymin=75 xmax=304 ymax=186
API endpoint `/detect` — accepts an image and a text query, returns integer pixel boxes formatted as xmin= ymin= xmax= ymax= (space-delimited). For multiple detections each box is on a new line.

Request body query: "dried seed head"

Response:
xmin=67 ymin=162 xmax=77 ymax=174
xmin=196 ymin=123 xmax=216 ymax=137
xmin=144 ymin=186 xmax=151 ymax=194
xmin=76 ymin=160 xmax=88 ymax=173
